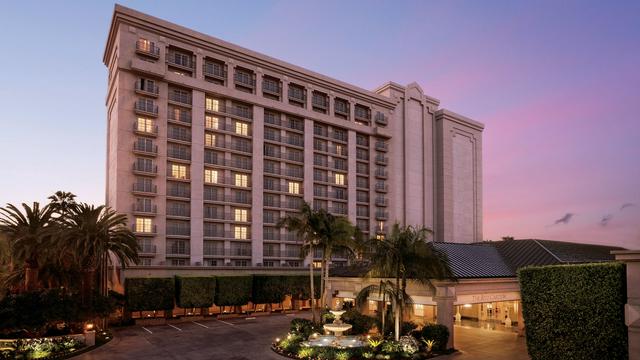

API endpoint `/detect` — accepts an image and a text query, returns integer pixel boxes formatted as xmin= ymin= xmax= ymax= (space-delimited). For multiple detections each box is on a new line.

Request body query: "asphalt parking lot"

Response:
xmin=76 ymin=313 xmax=305 ymax=360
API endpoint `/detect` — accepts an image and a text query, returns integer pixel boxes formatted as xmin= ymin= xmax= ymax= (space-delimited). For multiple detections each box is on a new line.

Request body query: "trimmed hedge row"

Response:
xmin=125 ymin=275 xmax=320 ymax=312
xmin=518 ymin=262 xmax=627 ymax=360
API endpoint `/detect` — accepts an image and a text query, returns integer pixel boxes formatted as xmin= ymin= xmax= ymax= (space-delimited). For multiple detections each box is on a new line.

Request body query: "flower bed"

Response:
xmin=0 ymin=335 xmax=85 ymax=359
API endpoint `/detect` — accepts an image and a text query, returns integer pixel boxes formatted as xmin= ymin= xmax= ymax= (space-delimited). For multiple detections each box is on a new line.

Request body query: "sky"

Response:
xmin=0 ymin=1 xmax=638 ymax=249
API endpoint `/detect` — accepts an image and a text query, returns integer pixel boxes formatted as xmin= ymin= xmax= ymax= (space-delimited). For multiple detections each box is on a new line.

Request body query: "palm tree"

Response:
xmin=364 ymin=223 xmax=453 ymax=340
xmin=277 ymin=202 xmax=323 ymax=322
xmin=48 ymin=191 xmax=77 ymax=216
xmin=60 ymin=204 xmax=139 ymax=303
xmin=355 ymin=280 xmax=403 ymax=337
xmin=0 ymin=202 xmax=56 ymax=291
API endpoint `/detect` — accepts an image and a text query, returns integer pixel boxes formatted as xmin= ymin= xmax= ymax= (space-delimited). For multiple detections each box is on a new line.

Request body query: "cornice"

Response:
xmin=435 ymin=109 xmax=485 ymax=131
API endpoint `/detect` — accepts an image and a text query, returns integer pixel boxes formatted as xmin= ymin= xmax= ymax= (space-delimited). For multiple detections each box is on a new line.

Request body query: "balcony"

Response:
xmin=133 ymin=142 xmax=157 ymax=155
xmin=167 ymin=50 xmax=195 ymax=71
xmin=167 ymin=188 xmax=191 ymax=199
xmin=138 ymin=244 xmax=157 ymax=256
xmin=132 ymin=203 xmax=157 ymax=214
xmin=203 ymin=61 xmax=226 ymax=80
xmin=264 ymin=113 xmax=281 ymax=127
xmin=284 ymin=151 xmax=304 ymax=163
xmin=263 ymin=248 xmax=280 ymax=258
xmin=135 ymin=80 xmax=159 ymax=97
xmin=355 ymin=106 xmax=371 ymax=122
xmin=375 ymin=197 xmax=388 ymax=207
xmin=167 ymin=244 xmax=191 ymax=256
xmin=132 ymin=224 xmax=157 ymax=235
xmin=285 ymin=168 xmax=304 ymax=178
xmin=375 ymin=155 xmax=388 ymax=165
xmin=168 ymin=91 xmax=192 ymax=106
xmin=234 ymin=72 xmax=255 ymax=89
xmin=135 ymin=39 xmax=160 ymax=58
xmin=329 ymin=206 xmax=348 ymax=215
xmin=262 ymin=80 xmax=281 ymax=97
xmin=168 ymin=110 xmax=192 ymax=125
xmin=226 ymin=194 xmax=252 ymax=205
xmin=288 ymin=86 xmax=306 ymax=104
xmin=375 ymin=169 xmax=388 ymax=179
xmin=229 ymin=105 xmax=253 ymax=120
xmin=334 ymin=101 xmax=349 ymax=117
xmin=312 ymin=93 xmax=328 ymax=110
xmin=133 ymin=121 xmax=158 ymax=137
xmin=375 ymin=112 xmax=388 ymax=126
xmin=204 ymin=246 xmax=226 ymax=257
xmin=285 ymin=136 xmax=304 ymax=147
xmin=132 ymin=183 xmax=157 ymax=194
xmin=132 ymin=162 xmax=157 ymax=175
xmin=375 ymin=183 xmax=388 ymax=193
xmin=134 ymin=100 xmax=158 ymax=116
xmin=167 ymin=149 xmax=191 ymax=161
xmin=332 ymin=132 xmax=348 ymax=143
xmin=375 ymin=141 xmax=388 ymax=152
xmin=229 ymin=247 xmax=252 ymax=257
xmin=375 ymin=211 xmax=389 ymax=221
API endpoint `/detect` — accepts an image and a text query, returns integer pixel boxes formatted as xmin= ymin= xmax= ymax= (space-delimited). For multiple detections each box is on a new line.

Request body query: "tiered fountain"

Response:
xmin=303 ymin=309 xmax=366 ymax=348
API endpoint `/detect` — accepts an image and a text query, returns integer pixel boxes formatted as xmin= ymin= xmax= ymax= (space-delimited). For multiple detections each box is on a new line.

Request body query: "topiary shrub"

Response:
xmin=518 ymin=262 xmax=627 ymax=360
xmin=175 ymin=276 xmax=215 ymax=308
xmin=401 ymin=320 xmax=418 ymax=335
xmin=341 ymin=309 xmax=376 ymax=335
xmin=125 ymin=278 xmax=174 ymax=312
xmin=214 ymin=276 xmax=252 ymax=307
xmin=284 ymin=275 xmax=321 ymax=300
xmin=252 ymin=275 xmax=288 ymax=304
xmin=421 ymin=323 xmax=449 ymax=351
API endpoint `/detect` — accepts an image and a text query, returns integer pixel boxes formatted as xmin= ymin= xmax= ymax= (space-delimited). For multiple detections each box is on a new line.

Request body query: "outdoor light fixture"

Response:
xmin=463 ymin=304 xmax=472 ymax=308
xmin=85 ymin=323 xmax=94 ymax=331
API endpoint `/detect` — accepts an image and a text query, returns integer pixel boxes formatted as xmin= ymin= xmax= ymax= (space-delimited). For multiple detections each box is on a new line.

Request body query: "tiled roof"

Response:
xmin=432 ymin=242 xmax=515 ymax=278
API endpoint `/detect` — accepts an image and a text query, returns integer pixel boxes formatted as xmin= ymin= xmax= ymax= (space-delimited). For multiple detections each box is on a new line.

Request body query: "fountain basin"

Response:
xmin=303 ymin=335 xmax=366 ymax=348
xmin=323 ymin=323 xmax=352 ymax=336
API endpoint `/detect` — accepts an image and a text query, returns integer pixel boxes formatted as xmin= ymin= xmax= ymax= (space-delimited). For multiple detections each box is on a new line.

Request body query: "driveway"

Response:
xmin=76 ymin=314 xmax=304 ymax=360
xmin=441 ymin=325 xmax=530 ymax=360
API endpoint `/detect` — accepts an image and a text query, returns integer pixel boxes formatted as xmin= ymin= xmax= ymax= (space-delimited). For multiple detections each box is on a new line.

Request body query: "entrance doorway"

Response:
xmin=454 ymin=300 xmax=521 ymax=332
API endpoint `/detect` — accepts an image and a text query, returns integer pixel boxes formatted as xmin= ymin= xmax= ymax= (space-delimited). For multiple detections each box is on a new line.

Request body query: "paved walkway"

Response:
xmin=77 ymin=315 xmax=529 ymax=360
xmin=441 ymin=325 xmax=530 ymax=360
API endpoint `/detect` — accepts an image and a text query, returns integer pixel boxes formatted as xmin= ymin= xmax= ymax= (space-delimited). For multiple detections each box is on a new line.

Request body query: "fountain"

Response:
xmin=302 ymin=309 xmax=366 ymax=348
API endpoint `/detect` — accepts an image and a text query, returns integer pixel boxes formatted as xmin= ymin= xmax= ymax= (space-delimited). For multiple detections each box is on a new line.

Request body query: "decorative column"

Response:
xmin=433 ymin=281 xmax=456 ymax=350
xmin=517 ymin=300 xmax=525 ymax=336
xmin=251 ymin=106 xmax=265 ymax=266
xmin=613 ymin=250 xmax=640 ymax=360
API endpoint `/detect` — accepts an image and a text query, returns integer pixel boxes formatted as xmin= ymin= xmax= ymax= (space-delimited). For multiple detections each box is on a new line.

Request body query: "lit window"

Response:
xmin=414 ymin=304 xmax=424 ymax=316
xmin=376 ymin=234 xmax=385 ymax=241
xmin=135 ymin=218 xmax=152 ymax=233
xmin=137 ymin=117 xmax=154 ymax=133
xmin=234 ymin=209 xmax=248 ymax=222
xmin=205 ymin=115 xmax=219 ymax=130
xmin=335 ymin=144 xmax=344 ymax=155
xmin=204 ymin=169 xmax=218 ymax=184
xmin=288 ymin=181 xmax=300 ymax=194
xmin=368 ymin=300 xmax=377 ymax=312
xmin=235 ymin=174 xmax=248 ymax=187
xmin=138 ymin=38 xmax=151 ymax=52
xmin=206 ymin=98 xmax=220 ymax=112
xmin=235 ymin=122 xmax=249 ymax=136
xmin=335 ymin=173 xmax=345 ymax=185
xmin=234 ymin=226 xmax=248 ymax=239
xmin=171 ymin=164 xmax=188 ymax=179
xmin=205 ymin=133 xmax=216 ymax=147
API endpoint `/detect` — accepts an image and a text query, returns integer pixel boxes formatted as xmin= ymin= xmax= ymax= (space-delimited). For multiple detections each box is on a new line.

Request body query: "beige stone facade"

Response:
xmin=103 ymin=5 xmax=484 ymax=270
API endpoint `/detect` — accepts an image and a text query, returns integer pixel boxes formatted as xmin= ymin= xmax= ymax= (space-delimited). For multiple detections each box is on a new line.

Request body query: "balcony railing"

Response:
xmin=375 ymin=197 xmax=388 ymax=207
xmin=375 ymin=211 xmax=389 ymax=220
xmin=167 ymin=244 xmax=191 ymax=256
xmin=229 ymin=247 xmax=252 ymax=257
xmin=134 ymin=100 xmax=158 ymax=116
xmin=132 ymin=183 xmax=157 ymax=194
xmin=234 ymin=72 xmax=255 ymax=89
xmin=288 ymin=87 xmax=306 ymax=103
xmin=168 ymin=91 xmax=192 ymax=106
xmin=167 ymin=188 xmax=191 ymax=198
xmin=132 ymin=162 xmax=157 ymax=174
xmin=229 ymin=106 xmax=253 ymax=120
xmin=355 ymin=106 xmax=371 ymax=121
xmin=264 ymin=113 xmax=281 ymax=126
xmin=262 ymin=80 xmax=281 ymax=96
xmin=375 ymin=112 xmax=388 ymax=126
xmin=167 ymin=51 xmax=194 ymax=70
xmin=375 ymin=155 xmax=388 ymax=165
xmin=204 ymin=247 xmax=226 ymax=256
xmin=375 ymin=183 xmax=388 ymax=193
xmin=203 ymin=62 xmax=226 ymax=79
xmin=133 ymin=121 xmax=158 ymax=136
xmin=375 ymin=169 xmax=388 ymax=179
xmin=312 ymin=94 xmax=328 ymax=109
xmin=133 ymin=203 xmax=157 ymax=214
xmin=133 ymin=142 xmax=157 ymax=154
xmin=132 ymin=224 xmax=157 ymax=234
xmin=135 ymin=40 xmax=160 ymax=58
xmin=263 ymin=249 xmax=281 ymax=257
xmin=375 ymin=141 xmax=388 ymax=151
xmin=168 ymin=110 xmax=192 ymax=124
xmin=138 ymin=244 xmax=157 ymax=255
xmin=135 ymin=80 xmax=159 ymax=96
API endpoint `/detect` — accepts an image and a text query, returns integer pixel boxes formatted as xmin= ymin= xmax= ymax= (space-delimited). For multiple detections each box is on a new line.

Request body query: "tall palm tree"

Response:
xmin=48 ymin=191 xmax=77 ymax=217
xmin=60 ymin=204 xmax=139 ymax=303
xmin=364 ymin=223 xmax=453 ymax=340
xmin=0 ymin=202 xmax=56 ymax=291
xmin=277 ymin=202 xmax=323 ymax=322
xmin=355 ymin=280 xmax=402 ymax=337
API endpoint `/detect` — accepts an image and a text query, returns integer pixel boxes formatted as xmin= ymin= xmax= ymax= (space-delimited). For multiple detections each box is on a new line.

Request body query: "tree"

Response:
xmin=364 ymin=223 xmax=453 ymax=340
xmin=0 ymin=202 xmax=56 ymax=291
xmin=277 ymin=202 xmax=323 ymax=322
xmin=355 ymin=280 xmax=401 ymax=337
xmin=501 ymin=236 xmax=515 ymax=241
xmin=60 ymin=204 xmax=139 ymax=303
xmin=48 ymin=191 xmax=77 ymax=217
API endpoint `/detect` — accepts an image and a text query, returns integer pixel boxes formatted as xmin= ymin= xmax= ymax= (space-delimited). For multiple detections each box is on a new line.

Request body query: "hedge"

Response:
xmin=518 ymin=262 xmax=627 ymax=360
xmin=284 ymin=275 xmax=321 ymax=300
xmin=252 ymin=275 xmax=288 ymax=304
xmin=175 ymin=276 xmax=216 ymax=308
xmin=421 ymin=324 xmax=450 ymax=351
xmin=215 ymin=276 xmax=253 ymax=306
xmin=125 ymin=277 xmax=175 ymax=311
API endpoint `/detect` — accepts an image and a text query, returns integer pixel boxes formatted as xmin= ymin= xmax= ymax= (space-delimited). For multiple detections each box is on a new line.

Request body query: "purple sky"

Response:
xmin=0 ymin=1 xmax=638 ymax=249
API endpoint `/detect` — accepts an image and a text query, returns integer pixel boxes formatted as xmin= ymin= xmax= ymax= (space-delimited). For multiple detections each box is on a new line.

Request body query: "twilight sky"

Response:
xmin=0 ymin=1 xmax=638 ymax=249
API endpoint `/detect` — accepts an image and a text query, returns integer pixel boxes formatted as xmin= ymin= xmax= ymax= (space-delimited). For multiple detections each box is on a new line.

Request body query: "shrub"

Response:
xmin=252 ymin=275 xmax=288 ymax=304
xmin=278 ymin=334 xmax=303 ymax=354
xmin=125 ymin=278 xmax=174 ymax=312
xmin=214 ymin=276 xmax=252 ymax=307
xmin=381 ymin=340 xmax=403 ymax=354
xmin=297 ymin=347 xmax=315 ymax=359
xmin=315 ymin=347 xmax=337 ymax=360
xmin=400 ymin=321 xmax=418 ymax=336
xmin=421 ymin=324 xmax=449 ymax=351
xmin=290 ymin=318 xmax=322 ymax=338
xmin=175 ymin=277 xmax=215 ymax=308
xmin=284 ymin=275 xmax=321 ymax=300
xmin=320 ymin=309 xmax=335 ymax=324
xmin=518 ymin=262 xmax=627 ymax=360
xmin=398 ymin=335 xmax=419 ymax=354
xmin=335 ymin=350 xmax=351 ymax=360
xmin=341 ymin=309 xmax=375 ymax=335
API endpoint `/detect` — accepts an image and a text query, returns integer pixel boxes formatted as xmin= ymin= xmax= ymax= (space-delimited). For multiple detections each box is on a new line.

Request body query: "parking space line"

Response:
xmin=245 ymin=317 xmax=256 ymax=320
xmin=192 ymin=321 xmax=209 ymax=328
xmin=141 ymin=327 xmax=153 ymax=334
xmin=167 ymin=324 xmax=182 ymax=331
xmin=217 ymin=319 xmax=236 ymax=326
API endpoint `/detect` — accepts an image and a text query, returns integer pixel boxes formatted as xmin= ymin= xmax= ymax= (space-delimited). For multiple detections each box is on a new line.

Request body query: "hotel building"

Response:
xmin=103 ymin=5 xmax=484 ymax=270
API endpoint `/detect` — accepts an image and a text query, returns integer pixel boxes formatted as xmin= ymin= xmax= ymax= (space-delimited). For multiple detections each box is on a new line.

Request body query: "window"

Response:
xmin=205 ymin=115 xmax=219 ymax=130
xmin=135 ymin=218 xmax=152 ymax=233
xmin=235 ymin=122 xmax=249 ymax=136
xmin=206 ymin=98 xmax=220 ymax=112
xmin=414 ymin=304 xmax=424 ymax=316
xmin=136 ymin=117 xmax=154 ymax=133
xmin=288 ymin=181 xmax=300 ymax=195
xmin=205 ymin=133 xmax=217 ymax=147
xmin=335 ymin=173 xmax=345 ymax=185
xmin=235 ymin=173 xmax=248 ymax=187
xmin=234 ymin=226 xmax=248 ymax=240
xmin=204 ymin=169 xmax=219 ymax=184
xmin=171 ymin=164 xmax=188 ymax=179
xmin=335 ymin=144 xmax=345 ymax=156
xmin=138 ymin=38 xmax=152 ymax=52
xmin=369 ymin=300 xmax=378 ymax=312
xmin=234 ymin=208 xmax=248 ymax=222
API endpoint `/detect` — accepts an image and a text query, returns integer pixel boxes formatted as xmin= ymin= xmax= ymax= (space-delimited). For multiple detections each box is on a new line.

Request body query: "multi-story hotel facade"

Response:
xmin=103 ymin=5 xmax=484 ymax=270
